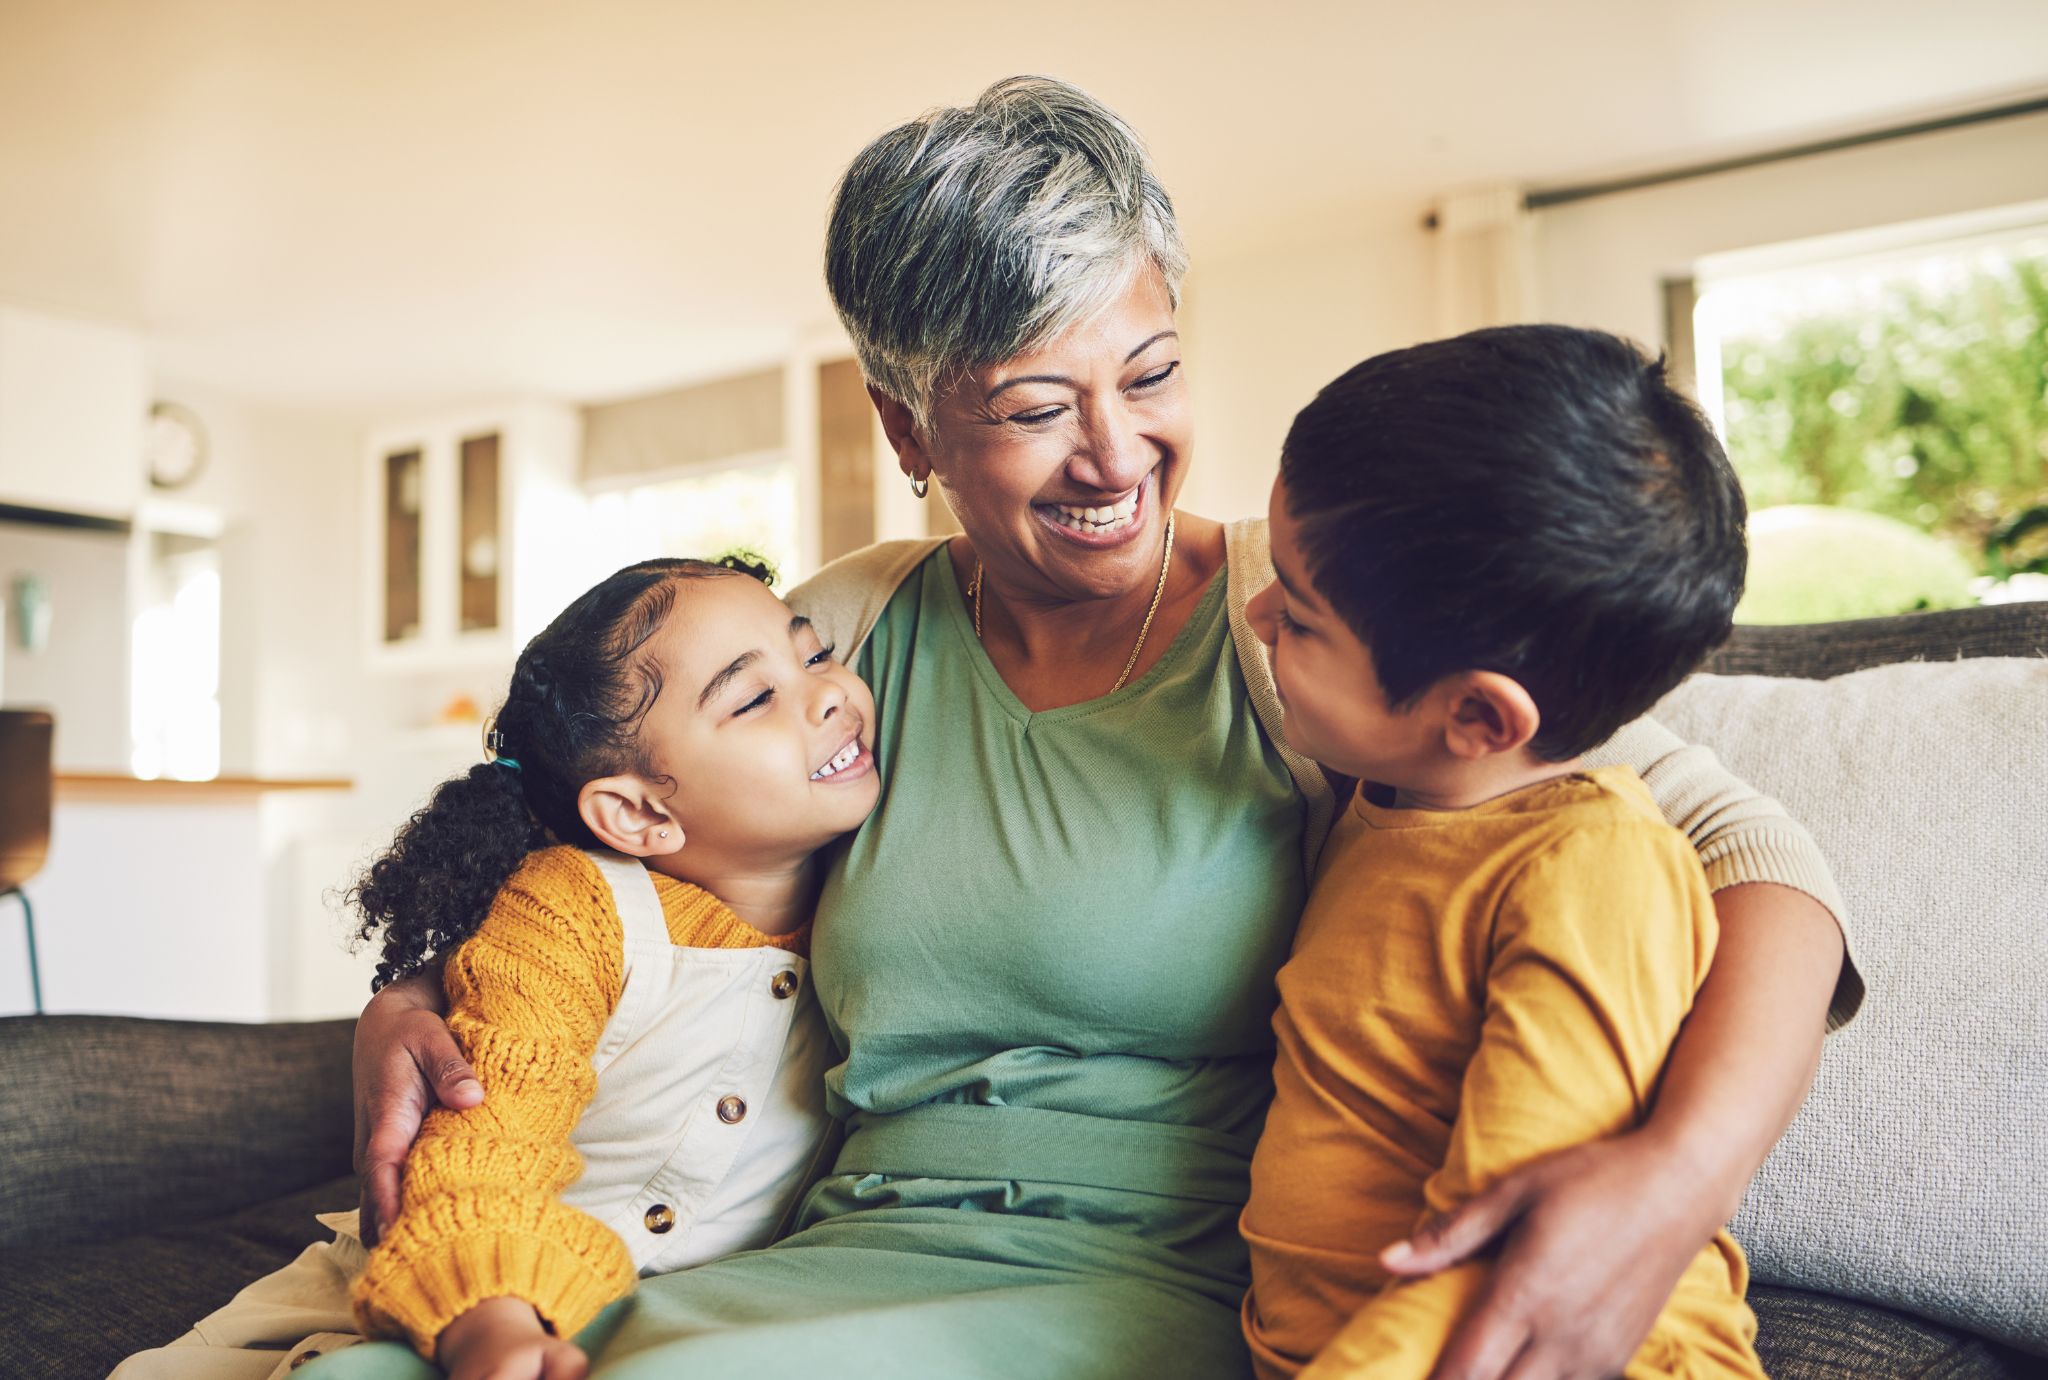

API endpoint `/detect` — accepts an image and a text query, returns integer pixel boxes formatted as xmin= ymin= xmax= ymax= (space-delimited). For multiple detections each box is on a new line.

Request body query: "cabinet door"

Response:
xmin=457 ymin=432 xmax=501 ymax=634
xmin=382 ymin=446 xmax=425 ymax=644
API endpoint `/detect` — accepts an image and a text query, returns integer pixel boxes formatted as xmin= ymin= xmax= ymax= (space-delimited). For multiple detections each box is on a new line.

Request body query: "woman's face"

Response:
xmin=887 ymin=264 xmax=1191 ymax=606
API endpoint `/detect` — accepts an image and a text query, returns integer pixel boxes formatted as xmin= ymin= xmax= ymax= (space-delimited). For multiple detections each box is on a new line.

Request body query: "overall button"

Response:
xmin=716 ymin=1094 xmax=747 ymax=1124
xmin=770 ymin=969 xmax=799 ymax=999
xmin=644 ymin=1203 xmax=675 ymax=1233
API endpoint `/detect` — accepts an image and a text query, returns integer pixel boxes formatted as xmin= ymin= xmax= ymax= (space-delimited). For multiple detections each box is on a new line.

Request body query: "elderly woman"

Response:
xmin=333 ymin=77 xmax=1856 ymax=1380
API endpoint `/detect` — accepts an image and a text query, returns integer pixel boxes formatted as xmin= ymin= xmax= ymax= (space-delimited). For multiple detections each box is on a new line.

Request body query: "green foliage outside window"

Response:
xmin=1717 ymin=240 xmax=2048 ymax=586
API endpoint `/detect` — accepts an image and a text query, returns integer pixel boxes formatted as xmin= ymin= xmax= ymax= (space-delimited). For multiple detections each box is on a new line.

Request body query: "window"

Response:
xmin=587 ymin=458 xmax=800 ymax=590
xmin=1689 ymin=213 xmax=2048 ymax=622
xmin=131 ymin=532 xmax=221 ymax=781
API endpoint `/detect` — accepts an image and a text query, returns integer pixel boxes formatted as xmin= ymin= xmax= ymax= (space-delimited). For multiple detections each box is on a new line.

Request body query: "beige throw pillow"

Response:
xmin=1653 ymin=657 xmax=2048 ymax=1354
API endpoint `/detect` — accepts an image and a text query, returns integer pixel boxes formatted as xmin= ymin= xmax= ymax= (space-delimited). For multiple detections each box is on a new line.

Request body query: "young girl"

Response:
xmin=112 ymin=554 xmax=881 ymax=1380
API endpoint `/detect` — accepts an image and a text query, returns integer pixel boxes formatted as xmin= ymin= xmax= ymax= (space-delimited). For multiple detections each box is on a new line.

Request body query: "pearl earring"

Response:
xmin=658 ymin=830 xmax=669 ymax=840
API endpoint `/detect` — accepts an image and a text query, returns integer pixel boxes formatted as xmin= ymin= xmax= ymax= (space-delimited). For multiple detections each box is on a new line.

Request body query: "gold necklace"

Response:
xmin=968 ymin=511 xmax=1177 ymax=695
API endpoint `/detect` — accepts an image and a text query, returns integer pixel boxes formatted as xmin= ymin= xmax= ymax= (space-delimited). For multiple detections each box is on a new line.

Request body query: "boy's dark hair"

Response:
xmin=348 ymin=555 xmax=766 ymax=989
xmin=1280 ymin=324 xmax=1746 ymax=761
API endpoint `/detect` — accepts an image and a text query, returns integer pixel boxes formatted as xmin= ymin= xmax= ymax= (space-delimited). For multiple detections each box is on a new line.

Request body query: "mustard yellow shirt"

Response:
xmin=350 ymin=846 xmax=807 ymax=1357
xmin=1241 ymin=766 xmax=1764 ymax=1380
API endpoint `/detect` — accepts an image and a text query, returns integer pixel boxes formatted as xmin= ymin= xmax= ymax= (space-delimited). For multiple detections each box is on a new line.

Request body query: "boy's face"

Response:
xmin=1247 ymin=476 xmax=1443 ymax=785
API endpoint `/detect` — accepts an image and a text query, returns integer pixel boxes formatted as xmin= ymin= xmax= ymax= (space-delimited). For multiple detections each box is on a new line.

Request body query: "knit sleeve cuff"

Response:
xmin=351 ymin=1200 xmax=636 ymax=1358
xmin=1700 ymin=828 xmax=1866 ymax=1033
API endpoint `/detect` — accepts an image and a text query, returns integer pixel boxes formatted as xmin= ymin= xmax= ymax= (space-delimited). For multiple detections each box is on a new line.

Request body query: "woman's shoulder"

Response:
xmin=786 ymin=537 xmax=950 ymax=658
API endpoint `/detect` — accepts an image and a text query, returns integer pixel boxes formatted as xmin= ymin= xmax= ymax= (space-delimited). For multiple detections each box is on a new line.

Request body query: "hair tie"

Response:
xmin=482 ymin=720 xmax=520 ymax=772
xmin=715 ymin=547 xmax=778 ymax=586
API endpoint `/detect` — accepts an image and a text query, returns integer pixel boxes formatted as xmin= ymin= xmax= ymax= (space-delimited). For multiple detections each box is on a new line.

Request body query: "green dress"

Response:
xmin=309 ymin=549 xmax=1307 ymax=1380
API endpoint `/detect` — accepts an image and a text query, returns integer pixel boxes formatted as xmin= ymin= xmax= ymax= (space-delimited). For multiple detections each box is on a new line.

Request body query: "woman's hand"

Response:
xmin=438 ymin=1297 xmax=588 ymax=1380
xmin=352 ymin=971 xmax=483 ymax=1245
xmin=1380 ymin=1127 xmax=1716 ymax=1380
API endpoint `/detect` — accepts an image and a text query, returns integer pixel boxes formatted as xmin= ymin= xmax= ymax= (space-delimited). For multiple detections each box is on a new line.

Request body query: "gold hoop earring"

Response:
xmin=910 ymin=475 xmax=930 ymax=499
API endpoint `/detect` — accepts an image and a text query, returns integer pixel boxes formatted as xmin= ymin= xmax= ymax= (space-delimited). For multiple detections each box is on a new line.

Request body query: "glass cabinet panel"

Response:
xmin=458 ymin=432 xmax=501 ymax=633
xmin=382 ymin=448 xmax=423 ymax=643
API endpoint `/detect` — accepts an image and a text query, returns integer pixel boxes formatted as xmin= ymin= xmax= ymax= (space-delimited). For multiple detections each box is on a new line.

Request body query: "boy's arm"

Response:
xmin=351 ymin=851 xmax=637 ymax=1360
xmin=1304 ymin=825 xmax=1710 ymax=1380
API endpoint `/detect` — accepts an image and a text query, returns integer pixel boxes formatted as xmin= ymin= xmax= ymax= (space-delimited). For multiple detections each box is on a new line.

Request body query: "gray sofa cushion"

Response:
xmin=0 ymin=1015 xmax=355 ymax=1247
xmin=1655 ymin=657 xmax=2048 ymax=1354
xmin=0 ymin=1173 xmax=358 ymax=1380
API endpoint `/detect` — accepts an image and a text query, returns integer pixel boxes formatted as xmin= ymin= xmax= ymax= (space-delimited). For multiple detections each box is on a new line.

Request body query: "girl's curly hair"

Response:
xmin=348 ymin=556 xmax=761 ymax=989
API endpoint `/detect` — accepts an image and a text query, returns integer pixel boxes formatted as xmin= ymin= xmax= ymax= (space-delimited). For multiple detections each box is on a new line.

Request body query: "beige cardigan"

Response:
xmin=788 ymin=519 xmax=1862 ymax=1028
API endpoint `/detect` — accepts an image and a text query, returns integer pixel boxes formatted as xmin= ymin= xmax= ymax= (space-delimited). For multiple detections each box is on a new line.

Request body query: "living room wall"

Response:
xmin=1177 ymin=212 xmax=1437 ymax=523
xmin=1532 ymin=108 xmax=2048 ymax=346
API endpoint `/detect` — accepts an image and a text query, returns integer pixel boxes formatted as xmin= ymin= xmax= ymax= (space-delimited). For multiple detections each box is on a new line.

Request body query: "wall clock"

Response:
xmin=146 ymin=400 xmax=209 ymax=490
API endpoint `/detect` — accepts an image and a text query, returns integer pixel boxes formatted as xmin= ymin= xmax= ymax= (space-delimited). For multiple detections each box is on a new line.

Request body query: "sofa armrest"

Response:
xmin=0 ymin=1014 xmax=354 ymax=1248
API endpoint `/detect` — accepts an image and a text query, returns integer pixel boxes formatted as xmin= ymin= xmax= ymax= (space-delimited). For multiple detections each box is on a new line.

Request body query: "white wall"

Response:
xmin=128 ymin=381 xmax=488 ymax=1018
xmin=0 ymin=519 xmax=131 ymax=770
xmin=1533 ymin=110 xmax=2048 ymax=347
xmin=1178 ymin=213 xmax=1437 ymax=523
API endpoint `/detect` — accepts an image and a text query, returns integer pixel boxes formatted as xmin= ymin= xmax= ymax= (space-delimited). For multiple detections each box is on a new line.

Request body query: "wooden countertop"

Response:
xmin=54 ymin=774 xmax=355 ymax=802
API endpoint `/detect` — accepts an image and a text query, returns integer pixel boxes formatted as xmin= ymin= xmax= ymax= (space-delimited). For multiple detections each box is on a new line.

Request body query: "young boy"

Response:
xmin=1241 ymin=325 xmax=1765 ymax=1379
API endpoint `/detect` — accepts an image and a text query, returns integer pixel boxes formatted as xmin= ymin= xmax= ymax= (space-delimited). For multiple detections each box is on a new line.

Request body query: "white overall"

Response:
xmin=110 ymin=849 xmax=837 ymax=1380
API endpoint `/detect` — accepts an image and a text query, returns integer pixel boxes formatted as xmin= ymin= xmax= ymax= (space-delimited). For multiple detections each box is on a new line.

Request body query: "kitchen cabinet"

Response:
xmin=0 ymin=307 xmax=148 ymax=520
xmin=364 ymin=403 xmax=584 ymax=668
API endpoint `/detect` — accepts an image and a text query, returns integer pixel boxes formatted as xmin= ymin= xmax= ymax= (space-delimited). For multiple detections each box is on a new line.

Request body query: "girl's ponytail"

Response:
xmin=350 ymin=760 xmax=547 ymax=989
xmin=349 ymin=555 xmax=752 ymax=988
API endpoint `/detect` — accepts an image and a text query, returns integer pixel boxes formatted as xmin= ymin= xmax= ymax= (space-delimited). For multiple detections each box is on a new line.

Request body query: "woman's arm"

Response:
xmin=1585 ymin=715 xmax=1860 ymax=1024
xmin=352 ymin=970 xmax=479 ymax=1246
xmin=1383 ymin=883 xmax=1840 ymax=1380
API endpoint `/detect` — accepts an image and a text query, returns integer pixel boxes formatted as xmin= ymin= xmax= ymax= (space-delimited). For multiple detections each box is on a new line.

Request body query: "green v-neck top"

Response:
xmin=813 ymin=547 xmax=1308 ymax=1165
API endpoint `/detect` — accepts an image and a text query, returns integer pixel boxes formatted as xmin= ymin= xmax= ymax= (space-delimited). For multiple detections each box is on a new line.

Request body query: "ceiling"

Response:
xmin=3 ymin=0 xmax=2045 ymax=412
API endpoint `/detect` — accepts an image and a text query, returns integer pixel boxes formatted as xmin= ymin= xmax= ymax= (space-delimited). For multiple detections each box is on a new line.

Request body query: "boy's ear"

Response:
xmin=578 ymin=775 xmax=686 ymax=858
xmin=869 ymin=385 xmax=934 ymax=489
xmin=1439 ymin=672 xmax=1541 ymax=761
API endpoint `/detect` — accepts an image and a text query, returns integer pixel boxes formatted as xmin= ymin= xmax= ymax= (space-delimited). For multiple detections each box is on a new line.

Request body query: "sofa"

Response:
xmin=3 ymin=602 xmax=2043 ymax=1380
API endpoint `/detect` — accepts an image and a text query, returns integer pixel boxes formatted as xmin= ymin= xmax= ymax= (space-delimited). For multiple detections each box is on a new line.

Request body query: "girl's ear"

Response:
xmin=578 ymin=775 xmax=686 ymax=858
xmin=1440 ymin=672 xmax=1541 ymax=761
xmin=869 ymin=385 xmax=934 ymax=488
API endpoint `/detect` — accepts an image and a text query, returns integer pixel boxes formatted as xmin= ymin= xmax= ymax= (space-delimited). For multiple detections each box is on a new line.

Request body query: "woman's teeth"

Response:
xmin=1047 ymin=494 xmax=1139 ymax=535
xmin=811 ymin=740 xmax=862 ymax=780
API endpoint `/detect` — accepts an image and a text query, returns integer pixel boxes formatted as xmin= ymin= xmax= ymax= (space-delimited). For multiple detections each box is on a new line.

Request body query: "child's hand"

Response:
xmin=438 ymin=1296 xmax=589 ymax=1380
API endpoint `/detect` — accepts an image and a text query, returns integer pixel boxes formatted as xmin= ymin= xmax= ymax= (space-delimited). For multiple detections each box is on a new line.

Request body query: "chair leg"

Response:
xmin=11 ymin=889 xmax=40 ymax=1016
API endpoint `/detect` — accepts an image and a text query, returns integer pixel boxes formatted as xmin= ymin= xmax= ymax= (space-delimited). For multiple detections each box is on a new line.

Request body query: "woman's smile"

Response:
xmin=1032 ymin=469 xmax=1153 ymax=549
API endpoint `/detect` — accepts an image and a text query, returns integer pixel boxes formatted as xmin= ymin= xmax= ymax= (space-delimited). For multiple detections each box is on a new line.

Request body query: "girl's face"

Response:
xmin=886 ymin=264 xmax=1191 ymax=609
xmin=623 ymin=574 xmax=880 ymax=871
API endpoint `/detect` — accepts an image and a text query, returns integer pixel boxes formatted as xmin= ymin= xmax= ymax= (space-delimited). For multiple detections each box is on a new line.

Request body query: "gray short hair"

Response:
xmin=825 ymin=76 xmax=1188 ymax=432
